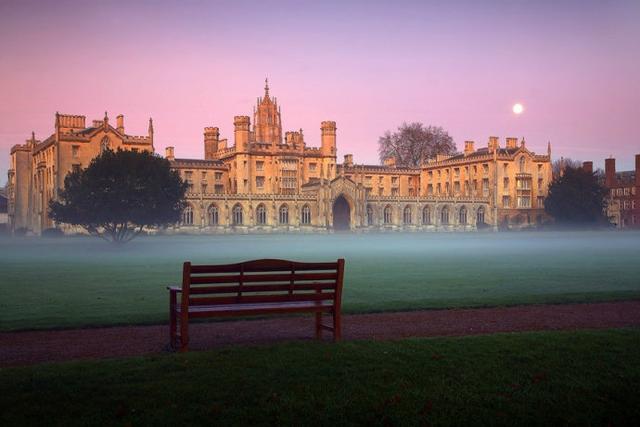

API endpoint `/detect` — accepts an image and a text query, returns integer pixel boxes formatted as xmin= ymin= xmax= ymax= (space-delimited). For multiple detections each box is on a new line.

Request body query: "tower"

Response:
xmin=204 ymin=127 xmax=220 ymax=160
xmin=253 ymin=78 xmax=282 ymax=147
xmin=321 ymin=121 xmax=336 ymax=156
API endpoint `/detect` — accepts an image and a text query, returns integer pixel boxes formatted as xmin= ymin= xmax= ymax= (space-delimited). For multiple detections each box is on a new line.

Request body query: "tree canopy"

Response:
xmin=378 ymin=122 xmax=456 ymax=168
xmin=49 ymin=149 xmax=188 ymax=243
xmin=544 ymin=166 xmax=609 ymax=226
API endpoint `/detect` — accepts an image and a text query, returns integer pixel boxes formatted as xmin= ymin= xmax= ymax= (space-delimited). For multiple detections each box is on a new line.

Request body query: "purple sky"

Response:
xmin=1 ymin=0 xmax=639 ymax=184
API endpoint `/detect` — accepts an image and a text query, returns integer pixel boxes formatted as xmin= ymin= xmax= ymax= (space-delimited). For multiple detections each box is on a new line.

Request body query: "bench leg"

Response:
xmin=333 ymin=310 xmax=342 ymax=342
xmin=170 ymin=308 xmax=177 ymax=349
xmin=180 ymin=315 xmax=189 ymax=352
xmin=315 ymin=312 xmax=322 ymax=339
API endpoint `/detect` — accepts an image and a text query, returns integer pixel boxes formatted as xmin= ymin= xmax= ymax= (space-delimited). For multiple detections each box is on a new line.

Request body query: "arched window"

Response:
xmin=366 ymin=205 xmax=374 ymax=226
xmin=256 ymin=204 xmax=267 ymax=225
xmin=403 ymin=206 xmax=412 ymax=224
xmin=208 ymin=204 xmax=219 ymax=226
xmin=459 ymin=206 xmax=467 ymax=225
xmin=232 ymin=204 xmax=243 ymax=226
xmin=519 ymin=156 xmax=526 ymax=173
xmin=279 ymin=204 xmax=289 ymax=225
xmin=301 ymin=205 xmax=311 ymax=225
xmin=182 ymin=205 xmax=194 ymax=225
xmin=441 ymin=206 xmax=449 ymax=225
xmin=422 ymin=206 xmax=431 ymax=225
xmin=383 ymin=205 xmax=392 ymax=224
xmin=477 ymin=207 xmax=485 ymax=225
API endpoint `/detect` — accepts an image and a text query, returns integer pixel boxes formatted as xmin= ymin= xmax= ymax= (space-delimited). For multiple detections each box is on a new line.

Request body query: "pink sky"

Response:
xmin=1 ymin=0 xmax=639 ymax=184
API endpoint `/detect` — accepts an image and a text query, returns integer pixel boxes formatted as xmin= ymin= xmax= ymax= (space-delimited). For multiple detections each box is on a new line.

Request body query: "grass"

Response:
xmin=1 ymin=231 xmax=640 ymax=331
xmin=1 ymin=329 xmax=639 ymax=426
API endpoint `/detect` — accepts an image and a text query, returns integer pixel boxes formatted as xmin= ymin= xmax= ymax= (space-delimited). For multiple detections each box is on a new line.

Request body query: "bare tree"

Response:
xmin=378 ymin=122 xmax=456 ymax=167
xmin=552 ymin=157 xmax=582 ymax=179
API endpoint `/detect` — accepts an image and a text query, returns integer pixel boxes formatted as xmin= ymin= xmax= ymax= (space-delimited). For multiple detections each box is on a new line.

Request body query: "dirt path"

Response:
xmin=2 ymin=300 xmax=640 ymax=367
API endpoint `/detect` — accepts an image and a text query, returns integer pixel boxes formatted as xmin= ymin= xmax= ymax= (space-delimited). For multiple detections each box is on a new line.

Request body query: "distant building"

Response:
xmin=6 ymin=80 xmax=553 ymax=234
xmin=0 ymin=187 xmax=8 ymax=229
xmin=600 ymin=155 xmax=640 ymax=228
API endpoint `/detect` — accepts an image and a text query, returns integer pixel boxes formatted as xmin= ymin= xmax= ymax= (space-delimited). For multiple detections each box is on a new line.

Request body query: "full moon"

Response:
xmin=512 ymin=103 xmax=524 ymax=114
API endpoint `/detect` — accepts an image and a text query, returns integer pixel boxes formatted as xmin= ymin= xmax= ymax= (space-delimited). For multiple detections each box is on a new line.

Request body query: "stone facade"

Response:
xmin=6 ymin=80 xmax=554 ymax=235
xmin=7 ymin=113 xmax=154 ymax=234
xmin=600 ymin=155 xmax=640 ymax=228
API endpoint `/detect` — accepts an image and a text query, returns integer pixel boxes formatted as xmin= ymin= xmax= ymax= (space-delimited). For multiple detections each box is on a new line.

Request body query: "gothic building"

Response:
xmin=6 ymin=81 xmax=553 ymax=235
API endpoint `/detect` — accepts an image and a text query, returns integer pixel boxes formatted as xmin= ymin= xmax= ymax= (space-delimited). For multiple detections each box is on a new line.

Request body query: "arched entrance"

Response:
xmin=332 ymin=195 xmax=351 ymax=230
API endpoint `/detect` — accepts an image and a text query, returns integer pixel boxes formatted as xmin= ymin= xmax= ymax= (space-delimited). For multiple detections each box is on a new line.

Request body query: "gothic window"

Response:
xmin=459 ymin=206 xmax=467 ymax=225
xmin=422 ymin=206 xmax=431 ymax=225
xmin=101 ymin=136 xmax=110 ymax=152
xmin=403 ymin=206 xmax=412 ymax=225
xmin=209 ymin=204 xmax=219 ymax=226
xmin=279 ymin=204 xmax=289 ymax=225
xmin=256 ymin=204 xmax=267 ymax=225
xmin=476 ymin=206 xmax=485 ymax=225
xmin=182 ymin=205 xmax=194 ymax=226
xmin=232 ymin=204 xmax=243 ymax=225
xmin=441 ymin=206 xmax=449 ymax=225
xmin=383 ymin=205 xmax=392 ymax=224
xmin=519 ymin=156 xmax=526 ymax=173
xmin=301 ymin=205 xmax=311 ymax=225
xmin=366 ymin=205 xmax=374 ymax=226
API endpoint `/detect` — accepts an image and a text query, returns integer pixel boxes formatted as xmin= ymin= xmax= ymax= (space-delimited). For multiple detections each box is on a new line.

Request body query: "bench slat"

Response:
xmin=189 ymin=292 xmax=336 ymax=306
xmin=188 ymin=282 xmax=337 ymax=294
xmin=190 ymin=272 xmax=337 ymax=285
xmin=189 ymin=259 xmax=338 ymax=274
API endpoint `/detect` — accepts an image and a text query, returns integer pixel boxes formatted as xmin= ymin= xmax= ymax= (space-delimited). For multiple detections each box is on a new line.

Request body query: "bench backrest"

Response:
xmin=181 ymin=258 xmax=345 ymax=309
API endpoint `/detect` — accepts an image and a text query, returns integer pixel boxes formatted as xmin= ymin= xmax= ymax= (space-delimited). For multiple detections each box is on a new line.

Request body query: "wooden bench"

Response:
xmin=168 ymin=258 xmax=345 ymax=351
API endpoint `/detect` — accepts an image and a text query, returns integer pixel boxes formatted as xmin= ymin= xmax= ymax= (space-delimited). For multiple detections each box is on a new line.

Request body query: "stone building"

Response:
xmin=597 ymin=155 xmax=640 ymax=228
xmin=7 ymin=113 xmax=154 ymax=234
xmin=6 ymin=80 xmax=553 ymax=234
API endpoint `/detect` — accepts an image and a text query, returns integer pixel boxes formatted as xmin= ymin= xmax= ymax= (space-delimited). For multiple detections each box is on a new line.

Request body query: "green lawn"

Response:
xmin=1 ymin=231 xmax=640 ymax=331
xmin=2 ymin=329 xmax=639 ymax=426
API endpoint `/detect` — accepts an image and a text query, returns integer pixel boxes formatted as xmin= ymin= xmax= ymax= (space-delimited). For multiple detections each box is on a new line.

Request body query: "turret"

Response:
xmin=148 ymin=118 xmax=154 ymax=150
xmin=165 ymin=146 xmax=175 ymax=161
xmin=234 ymin=116 xmax=250 ymax=151
xmin=320 ymin=121 xmax=336 ymax=157
xmin=204 ymin=127 xmax=220 ymax=160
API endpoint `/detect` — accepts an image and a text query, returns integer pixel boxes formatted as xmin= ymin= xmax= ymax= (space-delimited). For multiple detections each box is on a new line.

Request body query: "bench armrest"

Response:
xmin=167 ymin=286 xmax=182 ymax=292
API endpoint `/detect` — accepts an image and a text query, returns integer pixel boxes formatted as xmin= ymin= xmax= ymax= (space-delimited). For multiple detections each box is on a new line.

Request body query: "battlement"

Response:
xmin=57 ymin=114 xmax=86 ymax=130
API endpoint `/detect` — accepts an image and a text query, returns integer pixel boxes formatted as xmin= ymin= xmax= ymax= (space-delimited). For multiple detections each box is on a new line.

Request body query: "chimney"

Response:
xmin=464 ymin=140 xmax=475 ymax=155
xmin=344 ymin=154 xmax=353 ymax=167
xmin=505 ymin=137 xmax=517 ymax=150
xmin=582 ymin=161 xmax=593 ymax=174
xmin=384 ymin=157 xmax=396 ymax=168
xmin=488 ymin=136 xmax=499 ymax=151
xmin=165 ymin=146 xmax=175 ymax=161
xmin=116 ymin=114 xmax=124 ymax=133
xmin=605 ymin=158 xmax=616 ymax=188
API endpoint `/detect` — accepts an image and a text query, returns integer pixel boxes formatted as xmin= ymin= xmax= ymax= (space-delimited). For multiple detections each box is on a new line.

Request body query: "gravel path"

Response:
xmin=2 ymin=300 xmax=640 ymax=367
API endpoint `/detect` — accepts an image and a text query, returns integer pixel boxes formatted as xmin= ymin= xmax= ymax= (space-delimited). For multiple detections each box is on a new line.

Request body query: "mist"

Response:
xmin=2 ymin=231 xmax=639 ymax=331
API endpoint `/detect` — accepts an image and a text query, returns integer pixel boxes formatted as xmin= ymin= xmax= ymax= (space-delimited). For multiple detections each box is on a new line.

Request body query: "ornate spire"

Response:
xmin=148 ymin=117 xmax=154 ymax=135
xmin=264 ymin=78 xmax=270 ymax=98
